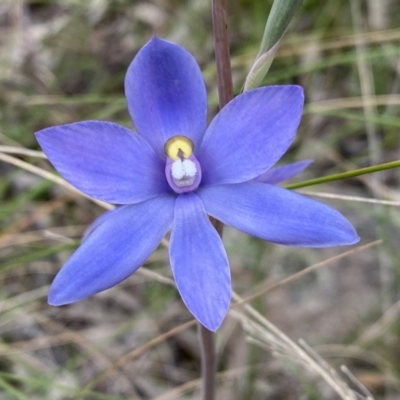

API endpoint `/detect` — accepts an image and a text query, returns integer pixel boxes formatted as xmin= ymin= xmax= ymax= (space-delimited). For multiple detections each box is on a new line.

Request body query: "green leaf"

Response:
xmin=244 ymin=0 xmax=303 ymax=91
xmin=259 ymin=0 xmax=303 ymax=56
xmin=0 ymin=376 xmax=29 ymax=400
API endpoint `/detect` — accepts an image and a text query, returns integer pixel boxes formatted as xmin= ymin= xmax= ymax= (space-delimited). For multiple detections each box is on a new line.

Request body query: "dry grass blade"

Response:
xmin=0 ymin=195 xmax=69 ymax=247
xmin=350 ymin=0 xmax=381 ymax=167
xmin=0 ymin=153 xmax=113 ymax=210
xmin=341 ymin=366 xmax=374 ymax=400
xmin=231 ymin=291 xmax=367 ymax=399
xmin=299 ymin=191 xmax=400 ymax=206
xmin=0 ymin=286 xmax=49 ymax=314
xmin=307 ymin=94 xmax=400 ymax=113
xmin=356 ymin=297 xmax=400 ymax=345
xmin=137 ymin=267 xmax=175 ymax=286
xmin=151 ymin=366 xmax=254 ymax=400
xmin=73 ymin=320 xmax=196 ymax=399
xmin=278 ymin=28 xmax=400 ymax=57
xmin=0 ymin=146 xmax=46 ymax=158
xmin=235 ymin=240 xmax=382 ymax=306
xmin=0 ymin=227 xmax=81 ymax=248
xmin=34 ymin=314 xmax=143 ymax=399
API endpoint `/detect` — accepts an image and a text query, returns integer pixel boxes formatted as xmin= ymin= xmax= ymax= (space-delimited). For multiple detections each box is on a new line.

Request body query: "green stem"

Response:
xmin=285 ymin=160 xmax=400 ymax=190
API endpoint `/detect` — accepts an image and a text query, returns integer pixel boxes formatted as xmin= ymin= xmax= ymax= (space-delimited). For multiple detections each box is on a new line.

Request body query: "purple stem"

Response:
xmin=198 ymin=323 xmax=217 ymax=400
xmin=212 ymin=0 xmax=234 ymax=108
xmin=198 ymin=1 xmax=234 ymax=400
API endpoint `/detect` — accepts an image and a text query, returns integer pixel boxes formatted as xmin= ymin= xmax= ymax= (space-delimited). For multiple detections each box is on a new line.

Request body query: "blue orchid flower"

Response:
xmin=35 ymin=37 xmax=359 ymax=331
xmin=82 ymin=159 xmax=314 ymax=240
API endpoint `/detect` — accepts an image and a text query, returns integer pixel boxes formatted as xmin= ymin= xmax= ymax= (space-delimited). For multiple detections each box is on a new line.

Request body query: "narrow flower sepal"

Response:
xmin=36 ymin=121 xmax=170 ymax=204
xmin=49 ymin=195 xmax=175 ymax=305
xmin=198 ymin=182 xmax=359 ymax=247
xmin=170 ymin=193 xmax=231 ymax=331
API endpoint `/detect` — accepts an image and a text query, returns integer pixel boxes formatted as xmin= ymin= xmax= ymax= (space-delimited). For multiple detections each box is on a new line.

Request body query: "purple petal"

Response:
xmin=170 ymin=193 xmax=231 ymax=331
xmin=125 ymin=37 xmax=207 ymax=160
xmin=254 ymin=159 xmax=313 ymax=184
xmin=36 ymin=121 xmax=170 ymax=204
xmin=198 ymin=183 xmax=359 ymax=247
xmin=48 ymin=195 xmax=175 ymax=305
xmin=198 ymin=86 xmax=304 ymax=186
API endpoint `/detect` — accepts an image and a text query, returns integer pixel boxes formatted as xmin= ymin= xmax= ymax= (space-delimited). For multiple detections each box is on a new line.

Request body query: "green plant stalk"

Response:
xmin=285 ymin=160 xmax=400 ymax=190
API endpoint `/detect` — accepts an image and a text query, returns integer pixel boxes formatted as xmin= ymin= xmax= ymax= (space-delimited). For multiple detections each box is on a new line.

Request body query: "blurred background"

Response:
xmin=0 ymin=0 xmax=400 ymax=399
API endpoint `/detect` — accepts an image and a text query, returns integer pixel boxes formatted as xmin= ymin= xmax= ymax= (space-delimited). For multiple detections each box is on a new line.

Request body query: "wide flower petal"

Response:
xmin=254 ymin=159 xmax=313 ymax=184
xmin=198 ymin=183 xmax=359 ymax=247
xmin=197 ymin=86 xmax=304 ymax=186
xmin=48 ymin=195 xmax=175 ymax=305
xmin=125 ymin=37 xmax=207 ymax=159
xmin=36 ymin=121 xmax=170 ymax=204
xmin=169 ymin=193 xmax=231 ymax=331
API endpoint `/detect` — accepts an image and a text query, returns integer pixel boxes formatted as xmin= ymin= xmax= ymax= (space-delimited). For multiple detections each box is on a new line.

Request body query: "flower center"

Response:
xmin=164 ymin=136 xmax=202 ymax=193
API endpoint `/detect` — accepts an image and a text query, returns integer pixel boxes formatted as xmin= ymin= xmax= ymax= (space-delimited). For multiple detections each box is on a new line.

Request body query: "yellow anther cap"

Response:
xmin=164 ymin=136 xmax=193 ymax=160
